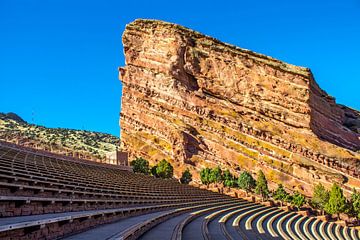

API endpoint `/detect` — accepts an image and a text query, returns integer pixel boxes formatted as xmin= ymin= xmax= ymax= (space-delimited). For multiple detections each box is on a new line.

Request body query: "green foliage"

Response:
xmin=223 ymin=169 xmax=232 ymax=180
xmin=209 ymin=166 xmax=223 ymax=183
xmin=284 ymin=194 xmax=293 ymax=203
xmin=223 ymin=169 xmax=237 ymax=188
xmin=324 ymin=183 xmax=347 ymax=216
xmin=225 ymin=179 xmax=237 ymax=188
xmin=291 ymin=191 xmax=306 ymax=209
xmin=180 ymin=169 xmax=192 ymax=184
xmin=311 ymin=183 xmax=330 ymax=211
xmin=273 ymin=184 xmax=290 ymax=202
xmin=155 ymin=159 xmax=174 ymax=179
xmin=130 ymin=157 xmax=149 ymax=174
xmin=351 ymin=189 xmax=360 ymax=219
xmin=150 ymin=165 xmax=158 ymax=177
xmin=200 ymin=168 xmax=211 ymax=185
xmin=255 ymin=170 xmax=269 ymax=199
xmin=237 ymin=171 xmax=256 ymax=193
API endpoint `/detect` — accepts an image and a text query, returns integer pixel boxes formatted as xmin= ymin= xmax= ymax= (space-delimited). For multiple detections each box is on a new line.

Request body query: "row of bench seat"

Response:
xmin=133 ymin=200 xmax=360 ymax=240
xmin=0 ymin=142 xmax=238 ymax=239
xmin=67 ymin=197 xmax=360 ymax=240
xmin=1 ymin=142 xmax=359 ymax=239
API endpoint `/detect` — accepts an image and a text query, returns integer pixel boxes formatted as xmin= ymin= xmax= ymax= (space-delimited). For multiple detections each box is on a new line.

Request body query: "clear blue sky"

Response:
xmin=1 ymin=0 xmax=359 ymax=136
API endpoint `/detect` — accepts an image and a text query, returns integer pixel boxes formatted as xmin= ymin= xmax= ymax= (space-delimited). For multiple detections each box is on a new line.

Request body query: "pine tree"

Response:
xmin=311 ymin=183 xmax=330 ymax=215
xmin=237 ymin=171 xmax=256 ymax=195
xmin=255 ymin=170 xmax=269 ymax=200
xmin=324 ymin=183 xmax=347 ymax=219
xmin=180 ymin=169 xmax=192 ymax=184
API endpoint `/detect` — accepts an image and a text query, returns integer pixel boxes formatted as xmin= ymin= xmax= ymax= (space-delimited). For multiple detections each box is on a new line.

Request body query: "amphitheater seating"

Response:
xmin=0 ymin=142 xmax=359 ymax=239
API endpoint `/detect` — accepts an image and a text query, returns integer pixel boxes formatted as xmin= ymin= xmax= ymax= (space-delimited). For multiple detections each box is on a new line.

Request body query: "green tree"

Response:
xmin=351 ymin=189 xmax=360 ymax=219
xmin=273 ymin=184 xmax=289 ymax=206
xmin=292 ymin=192 xmax=306 ymax=210
xmin=255 ymin=170 xmax=269 ymax=200
xmin=324 ymin=183 xmax=347 ymax=219
xmin=180 ymin=169 xmax=192 ymax=184
xmin=200 ymin=168 xmax=211 ymax=186
xmin=223 ymin=169 xmax=236 ymax=188
xmin=130 ymin=157 xmax=149 ymax=174
xmin=155 ymin=159 xmax=174 ymax=179
xmin=311 ymin=183 xmax=330 ymax=215
xmin=209 ymin=166 xmax=223 ymax=184
xmin=237 ymin=171 xmax=256 ymax=195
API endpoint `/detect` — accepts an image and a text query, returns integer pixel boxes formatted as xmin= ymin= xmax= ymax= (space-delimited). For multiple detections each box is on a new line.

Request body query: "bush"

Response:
xmin=351 ymin=189 xmax=360 ymax=219
xmin=324 ymin=183 xmax=347 ymax=219
xmin=237 ymin=171 xmax=255 ymax=194
xmin=311 ymin=183 xmax=329 ymax=214
xmin=155 ymin=159 xmax=174 ymax=179
xmin=130 ymin=157 xmax=149 ymax=174
xmin=200 ymin=168 xmax=212 ymax=186
xmin=273 ymin=184 xmax=289 ymax=202
xmin=292 ymin=191 xmax=305 ymax=210
xmin=209 ymin=166 xmax=223 ymax=184
xmin=223 ymin=169 xmax=237 ymax=188
xmin=151 ymin=165 xmax=158 ymax=177
xmin=180 ymin=169 xmax=192 ymax=184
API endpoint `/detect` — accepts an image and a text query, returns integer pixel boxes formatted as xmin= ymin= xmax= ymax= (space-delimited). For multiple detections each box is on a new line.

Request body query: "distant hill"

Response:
xmin=0 ymin=112 xmax=119 ymax=161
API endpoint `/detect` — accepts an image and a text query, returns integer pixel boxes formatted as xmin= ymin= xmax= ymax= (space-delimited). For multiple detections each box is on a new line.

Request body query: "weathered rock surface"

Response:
xmin=119 ymin=19 xmax=360 ymax=195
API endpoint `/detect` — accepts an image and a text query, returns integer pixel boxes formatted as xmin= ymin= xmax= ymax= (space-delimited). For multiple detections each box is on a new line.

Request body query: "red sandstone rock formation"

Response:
xmin=119 ymin=19 xmax=360 ymax=196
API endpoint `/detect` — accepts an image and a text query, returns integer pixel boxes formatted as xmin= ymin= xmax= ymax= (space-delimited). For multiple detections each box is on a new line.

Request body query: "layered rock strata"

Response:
xmin=119 ymin=19 xmax=360 ymax=195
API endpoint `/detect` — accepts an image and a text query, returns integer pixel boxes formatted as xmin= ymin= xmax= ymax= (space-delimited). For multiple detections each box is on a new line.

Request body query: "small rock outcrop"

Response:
xmin=119 ymin=19 xmax=360 ymax=195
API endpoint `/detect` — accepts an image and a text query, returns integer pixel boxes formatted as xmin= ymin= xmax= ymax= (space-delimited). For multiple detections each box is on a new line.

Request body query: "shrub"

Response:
xmin=130 ymin=157 xmax=149 ymax=174
xmin=155 ymin=159 xmax=174 ymax=179
xmin=273 ymin=184 xmax=289 ymax=203
xmin=324 ymin=183 xmax=347 ymax=219
xmin=255 ymin=170 xmax=269 ymax=200
xmin=351 ymin=189 xmax=360 ymax=219
xmin=200 ymin=168 xmax=212 ymax=186
xmin=311 ymin=183 xmax=329 ymax=214
xmin=292 ymin=191 xmax=305 ymax=210
xmin=209 ymin=166 xmax=223 ymax=184
xmin=180 ymin=169 xmax=192 ymax=184
xmin=151 ymin=165 xmax=158 ymax=177
xmin=237 ymin=171 xmax=255 ymax=194
xmin=223 ymin=169 xmax=237 ymax=188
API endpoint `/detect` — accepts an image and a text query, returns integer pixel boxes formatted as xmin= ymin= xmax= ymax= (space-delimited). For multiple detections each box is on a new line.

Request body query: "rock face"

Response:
xmin=119 ymin=19 xmax=360 ymax=195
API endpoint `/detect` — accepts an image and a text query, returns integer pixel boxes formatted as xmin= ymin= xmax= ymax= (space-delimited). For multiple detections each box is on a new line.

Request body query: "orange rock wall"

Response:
xmin=119 ymin=19 xmax=360 ymax=195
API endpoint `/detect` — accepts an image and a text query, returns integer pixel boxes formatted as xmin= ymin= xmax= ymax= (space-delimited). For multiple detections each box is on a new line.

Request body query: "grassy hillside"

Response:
xmin=0 ymin=112 xmax=119 ymax=161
